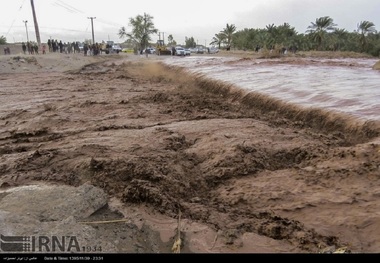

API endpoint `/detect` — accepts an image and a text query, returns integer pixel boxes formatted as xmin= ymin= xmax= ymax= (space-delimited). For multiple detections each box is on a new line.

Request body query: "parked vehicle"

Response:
xmin=112 ymin=44 xmax=122 ymax=53
xmin=156 ymin=40 xmax=172 ymax=55
xmin=145 ymin=47 xmax=156 ymax=54
xmin=184 ymin=48 xmax=191 ymax=56
xmin=196 ymin=47 xmax=204 ymax=54
xmin=100 ymin=43 xmax=111 ymax=54
xmin=175 ymin=46 xmax=186 ymax=56
xmin=122 ymin=48 xmax=134 ymax=53
xmin=100 ymin=41 xmax=122 ymax=54
xmin=208 ymin=47 xmax=219 ymax=54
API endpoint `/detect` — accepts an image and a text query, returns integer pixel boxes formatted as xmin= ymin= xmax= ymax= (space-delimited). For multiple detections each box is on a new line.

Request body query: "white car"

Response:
xmin=174 ymin=46 xmax=186 ymax=56
xmin=145 ymin=47 xmax=156 ymax=54
xmin=112 ymin=44 xmax=122 ymax=53
xmin=208 ymin=47 xmax=219 ymax=54
xmin=184 ymin=49 xmax=191 ymax=56
xmin=196 ymin=47 xmax=205 ymax=54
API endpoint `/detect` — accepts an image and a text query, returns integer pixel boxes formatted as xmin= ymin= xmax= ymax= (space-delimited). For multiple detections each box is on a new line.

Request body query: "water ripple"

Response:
xmin=164 ymin=56 xmax=380 ymax=121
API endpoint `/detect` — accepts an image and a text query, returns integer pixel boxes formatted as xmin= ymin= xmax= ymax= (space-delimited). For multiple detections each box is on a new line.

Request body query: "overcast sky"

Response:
xmin=1 ymin=0 xmax=379 ymax=45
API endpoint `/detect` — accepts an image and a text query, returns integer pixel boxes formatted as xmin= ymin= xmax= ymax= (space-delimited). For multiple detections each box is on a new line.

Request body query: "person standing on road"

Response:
xmin=83 ymin=43 xmax=88 ymax=56
xmin=22 ymin=42 xmax=27 ymax=54
xmin=3 ymin=47 xmax=10 ymax=55
xmin=47 ymin=39 xmax=52 ymax=52
xmin=27 ymin=41 xmax=32 ymax=54
xmin=59 ymin=40 xmax=63 ymax=53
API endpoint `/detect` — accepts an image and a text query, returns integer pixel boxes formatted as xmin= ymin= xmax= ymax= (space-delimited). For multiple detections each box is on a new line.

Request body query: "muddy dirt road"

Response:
xmin=0 ymin=52 xmax=380 ymax=253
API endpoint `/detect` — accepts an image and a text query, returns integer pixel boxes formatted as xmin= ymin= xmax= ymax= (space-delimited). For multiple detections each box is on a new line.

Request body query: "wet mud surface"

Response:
xmin=1 ymin=54 xmax=380 ymax=253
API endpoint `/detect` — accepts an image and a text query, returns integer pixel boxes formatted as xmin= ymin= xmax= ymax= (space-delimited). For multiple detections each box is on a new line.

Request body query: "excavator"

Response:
xmin=156 ymin=39 xmax=172 ymax=56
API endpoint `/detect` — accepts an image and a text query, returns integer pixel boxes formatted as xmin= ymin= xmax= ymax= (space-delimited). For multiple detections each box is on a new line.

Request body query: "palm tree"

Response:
xmin=210 ymin=33 xmax=225 ymax=49
xmin=357 ymin=21 xmax=376 ymax=52
xmin=277 ymin=23 xmax=297 ymax=47
xmin=0 ymin=35 xmax=6 ymax=45
xmin=307 ymin=16 xmax=337 ymax=50
xmin=118 ymin=13 xmax=158 ymax=52
xmin=220 ymin=23 xmax=237 ymax=50
xmin=265 ymin=24 xmax=277 ymax=48
xmin=332 ymin=28 xmax=348 ymax=51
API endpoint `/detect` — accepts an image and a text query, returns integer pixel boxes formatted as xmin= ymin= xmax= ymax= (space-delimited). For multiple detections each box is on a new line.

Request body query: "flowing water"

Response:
xmin=163 ymin=56 xmax=380 ymax=122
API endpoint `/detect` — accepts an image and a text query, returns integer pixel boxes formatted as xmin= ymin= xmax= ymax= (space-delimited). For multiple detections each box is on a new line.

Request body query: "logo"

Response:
xmin=0 ymin=234 xmax=80 ymax=252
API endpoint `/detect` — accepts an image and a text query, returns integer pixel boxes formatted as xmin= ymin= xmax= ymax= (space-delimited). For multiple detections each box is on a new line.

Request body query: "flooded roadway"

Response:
xmin=163 ymin=56 xmax=380 ymax=122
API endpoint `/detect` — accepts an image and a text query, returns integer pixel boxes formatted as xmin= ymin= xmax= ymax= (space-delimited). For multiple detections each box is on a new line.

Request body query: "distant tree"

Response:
xmin=185 ymin=37 xmax=196 ymax=48
xmin=167 ymin=34 xmax=173 ymax=43
xmin=210 ymin=17 xmax=378 ymax=56
xmin=331 ymin=28 xmax=348 ymax=51
xmin=167 ymin=34 xmax=177 ymax=46
xmin=84 ymin=39 xmax=92 ymax=45
xmin=307 ymin=16 xmax=337 ymax=50
xmin=118 ymin=13 xmax=158 ymax=51
xmin=277 ymin=23 xmax=297 ymax=47
xmin=357 ymin=21 xmax=376 ymax=52
xmin=366 ymin=31 xmax=380 ymax=56
xmin=357 ymin=21 xmax=376 ymax=35
xmin=263 ymin=23 xmax=298 ymax=50
xmin=265 ymin=23 xmax=277 ymax=48
xmin=220 ymin=23 xmax=237 ymax=50
xmin=210 ymin=33 xmax=225 ymax=49
xmin=233 ymin=28 xmax=257 ymax=50
xmin=0 ymin=35 xmax=6 ymax=45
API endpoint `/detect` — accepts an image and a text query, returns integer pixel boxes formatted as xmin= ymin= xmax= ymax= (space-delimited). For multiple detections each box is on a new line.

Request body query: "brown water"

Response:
xmin=164 ymin=56 xmax=380 ymax=122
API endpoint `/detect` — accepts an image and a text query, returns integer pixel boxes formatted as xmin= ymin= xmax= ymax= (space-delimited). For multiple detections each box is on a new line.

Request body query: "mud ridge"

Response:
xmin=188 ymin=73 xmax=380 ymax=145
xmin=1 ymin=56 xmax=379 ymax=253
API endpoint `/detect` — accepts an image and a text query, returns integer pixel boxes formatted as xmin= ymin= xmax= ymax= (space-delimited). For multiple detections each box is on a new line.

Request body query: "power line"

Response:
xmin=96 ymin=18 xmax=123 ymax=28
xmin=85 ymin=21 xmax=91 ymax=33
xmin=5 ymin=0 xmax=27 ymax=38
xmin=52 ymin=0 xmax=84 ymax=14
xmin=39 ymin=26 xmax=91 ymax=33
xmin=53 ymin=2 xmax=76 ymax=14
xmin=18 ymin=0 xmax=26 ymax=11
xmin=55 ymin=0 xmax=122 ymax=28
xmin=56 ymin=0 xmax=84 ymax=14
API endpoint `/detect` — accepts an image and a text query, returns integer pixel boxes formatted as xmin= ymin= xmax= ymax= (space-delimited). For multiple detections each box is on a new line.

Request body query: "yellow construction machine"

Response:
xmin=156 ymin=40 xmax=172 ymax=56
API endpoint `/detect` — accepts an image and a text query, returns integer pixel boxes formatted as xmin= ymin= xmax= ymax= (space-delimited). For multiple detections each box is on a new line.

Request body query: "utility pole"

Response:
xmin=23 ymin=20 xmax=29 ymax=42
xmin=88 ymin=17 xmax=96 ymax=44
xmin=30 ymin=0 xmax=41 ymax=46
xmin=159 ymin=32 xmax=165 ymax=44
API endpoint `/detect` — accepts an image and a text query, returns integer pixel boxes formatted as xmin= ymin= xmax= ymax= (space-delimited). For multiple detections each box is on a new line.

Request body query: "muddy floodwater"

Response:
xmin=1 ymin=52 xmax=380 ymax=253
xmin=164 ymin=56 xmax=380 ymax=121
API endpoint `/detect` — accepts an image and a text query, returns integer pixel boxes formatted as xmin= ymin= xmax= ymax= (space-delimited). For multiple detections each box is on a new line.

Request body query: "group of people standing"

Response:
xmin=47 ymin=39 xmax=81 ymax=54
xmin=18 ymin=40 xmax=103 ymax=56
xmin=3 ymin=46 xmax=11 ymax=55
xmin=21 ymin=41 xmax=40 ymax=55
